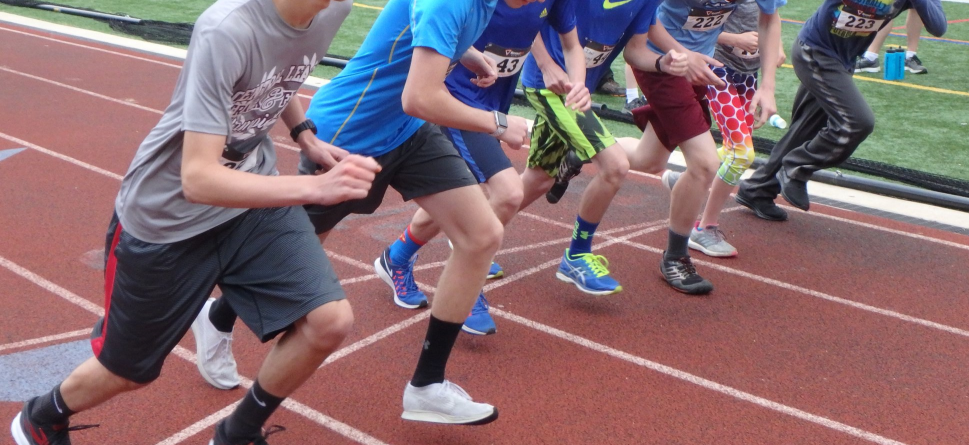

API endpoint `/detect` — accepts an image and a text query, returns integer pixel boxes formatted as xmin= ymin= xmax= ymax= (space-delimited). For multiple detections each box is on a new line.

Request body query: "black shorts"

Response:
xmin=441 ymin=127 xmax=514 ymax=183
xmin=302 ymin=122 xmax=478 ymax=234
xmin=92 ymin=207 xmax=345 ymax=383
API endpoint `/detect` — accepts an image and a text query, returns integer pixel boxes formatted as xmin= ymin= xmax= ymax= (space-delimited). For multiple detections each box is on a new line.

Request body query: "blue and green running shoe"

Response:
xmin=555 ymin=249 xmax=622 ymax=296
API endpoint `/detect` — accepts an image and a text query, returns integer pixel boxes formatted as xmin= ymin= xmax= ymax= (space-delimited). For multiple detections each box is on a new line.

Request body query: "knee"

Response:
xmin=689 ymin=157 xmax=719 ymax=185
xmin=453 ymin=216 xmax=503 ymax=257
xmin=302 ymin=300 xmax=354 ymax=350
xmin=595 ymin=147 xmax=630 ymax=188
xmin=492 ymin=188 xmax=523 ymax=222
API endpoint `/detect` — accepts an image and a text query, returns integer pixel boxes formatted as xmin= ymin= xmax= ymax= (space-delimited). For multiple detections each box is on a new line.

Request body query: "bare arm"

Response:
xmin=530 ymin=32 xmax=571 ymax=95
xmin=279 ymin=95 xmax=349 ymax=171
xmin=181 ymin=131 xmax=378 ymax=208
xmin=559 ymin=28 xmax=591 ymax=111
xmin=403 ymin=47 xmax=529 ymax=148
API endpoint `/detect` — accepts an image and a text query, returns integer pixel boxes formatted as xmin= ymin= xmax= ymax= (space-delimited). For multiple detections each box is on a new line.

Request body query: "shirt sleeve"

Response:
xmin=911 ymin=0 xmax=947 ymax=37
xmin=629 ymin=0 xmax=659 ymax=37
xmin=410 ymin=0 xmax=470 ymax=60
xmin=549 ymin=0 xmax=577 ymax=35
xmin=754 ymin=0 xmax=786 ymax=16
xmin=180 ymin=27 xmax=246 ymax=136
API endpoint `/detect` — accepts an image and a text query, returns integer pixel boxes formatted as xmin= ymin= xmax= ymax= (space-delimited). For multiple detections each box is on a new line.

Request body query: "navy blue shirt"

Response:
xmin=447 ymin=0 xmax=576 ymax=113
xmin=799 ymin=0 xmax=947 ymax=70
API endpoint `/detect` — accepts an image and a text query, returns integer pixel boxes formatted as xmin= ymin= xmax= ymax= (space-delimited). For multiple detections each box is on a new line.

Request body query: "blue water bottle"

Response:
xmin=894 ymin=47 xmax=906 ymax=80
xmin=883 ymin=49 xmax=898 ymax=80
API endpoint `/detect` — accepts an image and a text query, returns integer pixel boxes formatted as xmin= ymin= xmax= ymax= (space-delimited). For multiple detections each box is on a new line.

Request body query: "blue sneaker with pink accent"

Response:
xmin=374 ymin=247 xmax=428 ymax=309
xmin=462 ymin=293 xmax=496 ymax=335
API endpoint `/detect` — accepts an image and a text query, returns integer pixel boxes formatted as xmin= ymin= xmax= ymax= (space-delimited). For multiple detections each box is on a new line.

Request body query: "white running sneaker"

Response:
xmin=191 ymin=298 xmax=241 ymax=390
xmin=401 ymin=380 xmax=498 ymax=425
xmin=661 ymin=170 xmax=681 ymax=191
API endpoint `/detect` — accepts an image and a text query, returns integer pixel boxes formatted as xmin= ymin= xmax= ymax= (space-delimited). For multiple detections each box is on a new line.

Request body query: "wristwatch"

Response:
xmin=290 ymin=119 xmax=317 ymax=142
xmin=490 ymin=111 xmax=507 ymax=138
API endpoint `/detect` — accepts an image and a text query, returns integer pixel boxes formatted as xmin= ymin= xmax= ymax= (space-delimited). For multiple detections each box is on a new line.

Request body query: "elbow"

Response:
xmin=401 ymin=92 xmax=429 ymax=120
xmin=181 ymin=171 xmax=206 ymax=204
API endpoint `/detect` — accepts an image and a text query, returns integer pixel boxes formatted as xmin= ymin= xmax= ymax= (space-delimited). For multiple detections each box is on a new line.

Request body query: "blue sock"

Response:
xmin=389 ymin=225 xmax=425 ymax=266
xmin=568 ymin=215 xmax=599 ymax=257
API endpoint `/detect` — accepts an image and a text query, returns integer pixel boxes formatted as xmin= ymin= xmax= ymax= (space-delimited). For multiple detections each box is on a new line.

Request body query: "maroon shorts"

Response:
xmin=631 ymin=69 xmax=712 ymax=151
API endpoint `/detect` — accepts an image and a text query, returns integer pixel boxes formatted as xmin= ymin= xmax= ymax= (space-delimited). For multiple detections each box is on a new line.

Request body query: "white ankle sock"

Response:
xmin=906 ymin=51 xmax=916 ymax=59
xmin=863 ymin=51 xmax=878 ymax=62
xmin=626 ymin=88 xmax=639 ymax=103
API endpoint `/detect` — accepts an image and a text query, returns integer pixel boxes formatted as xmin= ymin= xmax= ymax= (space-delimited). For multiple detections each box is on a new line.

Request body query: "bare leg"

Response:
xmin=698 ymin=179 xmax=737 ymax=228
xmin=59 ymin=358 xmax=146 ymax=413
xmin=576 ymin=143 xmax=629 ymax=222
xmin=906 ymin=12 xmax=923 ymax=52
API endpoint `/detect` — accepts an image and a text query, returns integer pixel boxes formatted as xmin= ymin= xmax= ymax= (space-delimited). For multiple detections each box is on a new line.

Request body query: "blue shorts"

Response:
xmin=441 ymin=127 xmax=514 ymax=184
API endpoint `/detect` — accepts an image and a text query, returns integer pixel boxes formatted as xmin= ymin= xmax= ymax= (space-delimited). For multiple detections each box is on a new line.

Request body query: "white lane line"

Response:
xmin=154 ymin=402 xmax=240 ymax=445
xmin=495 ymin=309 xmax=907 ymax=445
xmin=0 ymin=131 xmax=124 ymax=181
xmin=0 ymin=255 xmax=105 ymax=315
xmin=0 ymin=329 xmax=90 ymax=353
xmin=0 ymin=22 xmax=185 ymax=68
xmin=0 ymin=66 xmax=163 ymax=114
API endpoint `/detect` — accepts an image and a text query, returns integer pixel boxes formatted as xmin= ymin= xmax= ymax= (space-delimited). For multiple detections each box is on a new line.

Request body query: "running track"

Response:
xmin=2 ymin=21 xmax=969 ymax=445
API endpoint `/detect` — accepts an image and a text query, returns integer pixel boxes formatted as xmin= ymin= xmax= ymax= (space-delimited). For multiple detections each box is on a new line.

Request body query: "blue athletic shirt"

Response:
xmin=648 ymin=0 xmax=786 ymax=57
xmin=799 ymin=0 xmax=947 ymax=70
xmin=447 ymin=0 xmax=576 ymax=113
xmin=520 ymin=0 xmax=660 ymax=91
xmin=305 ymin=0 xmax=498 ymax=157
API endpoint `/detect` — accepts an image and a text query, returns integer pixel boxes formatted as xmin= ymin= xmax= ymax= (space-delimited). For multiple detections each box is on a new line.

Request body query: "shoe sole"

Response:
xmin=190 ymin=315 xmax=239 ymax=391
xmin=687 ymin=239 xmax=738 ymax=258
xmin=854 ymin=67 xmax=880 ymax=73
xmin=486 ymin=270 xmax=504 ymax=280
xmin=373 ymin=257 xmax=427 ymax=310
xmin=401 ymin=407 xmax=499 ymax=425
xmin=555 ymin=271 xmax=623 ymax=296
xmin=905 ymin=67 xmax=927 ymax=74
xmin=734 ymin=194 xmax=788 ymax=222
xmin=664 ymin=279 xmax=714 ymax=295
xmin=11 ymin=412 xmax=29 ymax=445
xmin=461 ymin=324 xmax=497 ymax=335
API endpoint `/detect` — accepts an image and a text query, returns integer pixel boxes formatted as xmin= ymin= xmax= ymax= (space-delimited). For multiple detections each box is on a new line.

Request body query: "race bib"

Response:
xmin=483 ymin=43 xmax=530 ymax=77
xmin=583 ymin=41 xmax=615 ymax=68
xmin=220 ymin=146 xmax=259 ymax=173
xmin=683 ymin=8 xmax=733 ymax=32
xmin=731 ymin=46 xmax=760 ymax=60
xmin=834 ymin=8 xmax=884 ymax=34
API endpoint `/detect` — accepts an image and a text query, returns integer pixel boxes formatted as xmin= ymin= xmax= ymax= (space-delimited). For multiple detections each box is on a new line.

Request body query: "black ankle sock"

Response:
xmin=665 ymin=228 xmax=690 ymax=259
xmin=224 ymin=381 xmax=284 ymax=442
xmin=410 ymin=315 xmax=463 ymax=387
xmin=29 ymin=384 xmax=74 ymax=426
xmin=208 ymin=297 xmax=238 ymax=333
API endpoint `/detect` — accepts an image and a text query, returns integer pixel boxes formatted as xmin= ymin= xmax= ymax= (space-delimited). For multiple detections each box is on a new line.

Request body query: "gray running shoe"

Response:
xmin=660 ymin=170 xmax=681 ymax=191
xmin=905 ymin=55 xmax=927 ymax=74
xmin=688 ymin=225 xmax=738 ymax=258
xmin=854 ymin=57 xmax=880 ymax=73
xmin=623 ymin=96 xmax=647 ymax=114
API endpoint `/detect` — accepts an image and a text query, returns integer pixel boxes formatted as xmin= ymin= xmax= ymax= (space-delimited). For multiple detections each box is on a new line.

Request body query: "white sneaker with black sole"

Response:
xmin=402 ymin=380 xmax=498 ymax=425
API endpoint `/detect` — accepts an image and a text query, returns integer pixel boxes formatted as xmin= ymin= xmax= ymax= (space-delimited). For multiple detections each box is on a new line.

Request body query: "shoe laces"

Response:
xmin=556 ymin=151 xmax=584 ymax=182
xmin=702 ymin=225 xmax=727 ymax=242
xmin=254 ymin=425 xmax=286 ymax=445
xmin=391 ymin=258 xmax=419 ymax=296
xmin=909 ymin=54 xmax=922 ymax=64
xmin=573 ymin=253 xmax=611 ymax=278
xmin=440 ymin=380 xmax=472 ymax=401
xmin=669 ymin=256 xmax=698 ymax=276
xmin=470 ymin=294 xmax=490 ymax=315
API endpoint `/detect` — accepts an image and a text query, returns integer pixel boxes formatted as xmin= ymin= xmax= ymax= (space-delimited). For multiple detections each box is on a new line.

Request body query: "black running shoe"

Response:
xmin=660 ymin=253 xmax=713 ymax=295
xmin=546 ymin=150 xmax=585 ymax=204
xmin=210 ymin=421 xmax=286 ymax=445
xmin=11 ymin=399 xmax=98 ymax=445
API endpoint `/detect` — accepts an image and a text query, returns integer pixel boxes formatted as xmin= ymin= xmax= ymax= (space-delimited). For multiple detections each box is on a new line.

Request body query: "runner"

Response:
xmin=374 ymin=0 xmax=584 ymax=336
xmin=9 ymin=0 xmax=377 ymax=444
xmin=515 ymin=0 xmax=680 ymax=296
xmin=625 ymin=0 xmax=784 ymax=294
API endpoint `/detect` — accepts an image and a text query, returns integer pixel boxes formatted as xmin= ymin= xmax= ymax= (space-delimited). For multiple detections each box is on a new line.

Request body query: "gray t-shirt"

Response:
xmin=114 ymin=0 xmax=350 ymax=243
xmin=713 ymin=0 xmax=761 ymax=74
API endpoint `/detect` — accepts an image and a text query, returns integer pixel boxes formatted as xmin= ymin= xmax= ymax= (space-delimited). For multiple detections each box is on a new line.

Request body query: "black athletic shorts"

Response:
xmin=302 ymin=122 xmax=478 ymax=234
xmin=92 ymin=206 xmax=345 ymax=383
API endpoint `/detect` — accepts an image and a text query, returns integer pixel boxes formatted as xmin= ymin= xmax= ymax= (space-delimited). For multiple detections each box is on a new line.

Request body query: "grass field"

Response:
xmin=2 ymin=0 xmax=968 ymax=182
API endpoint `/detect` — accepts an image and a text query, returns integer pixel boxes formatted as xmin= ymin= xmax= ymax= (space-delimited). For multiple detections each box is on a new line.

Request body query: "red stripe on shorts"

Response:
xmin=92 ymin=222 xmax=123 ymax=356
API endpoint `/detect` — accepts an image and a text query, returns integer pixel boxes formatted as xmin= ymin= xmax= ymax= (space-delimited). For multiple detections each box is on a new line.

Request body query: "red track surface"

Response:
xmin=2 ymin=23 xmax=969 ymax=445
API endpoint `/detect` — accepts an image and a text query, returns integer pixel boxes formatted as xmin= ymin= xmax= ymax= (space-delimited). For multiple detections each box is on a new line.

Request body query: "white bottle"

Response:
xmin=769 ymin=114 xmax=787 ymax=129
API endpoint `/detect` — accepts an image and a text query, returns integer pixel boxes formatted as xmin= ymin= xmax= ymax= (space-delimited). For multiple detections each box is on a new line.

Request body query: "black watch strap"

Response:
xmin=290 ymin=119 xmax=317 ymax=142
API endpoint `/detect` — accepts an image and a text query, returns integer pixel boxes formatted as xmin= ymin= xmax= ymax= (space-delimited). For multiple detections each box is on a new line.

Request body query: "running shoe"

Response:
xmin=374 ymin=247 xmax=428 ymax=309
xmin=462 ymin=293 xmax=496 ymax=336
xmin=689 ymin=225 xmax=738 ymax=258
xmin=546 ymin=150 xmax=585 ymax=204
xmin=660 ymin=170 xmax=681 ymax=191
xmin=192 ymin=298 xmax=241 ymax=390
xmin=210 ymin=420 xmax=285 ymax=445
xmin=660 ymin=253 xmax=714 ymax=295
xmin=854 ymin=57 xmax=880 ymax=73
xmin=402 ymin=381 xmax=498 ymax=425
xmin=11 ymin=399 xmax=98 ymax=445
xmin=905 ymin=55 xmax=927 ymax=74
xmin=734 ymin=189 xmax=788 ymax=222
xmin=555 ymin=248 xmax=623 ymax=295
xmin=622 ymin=96 xmax=647 ymax=114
